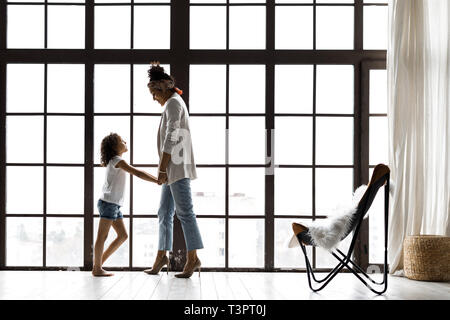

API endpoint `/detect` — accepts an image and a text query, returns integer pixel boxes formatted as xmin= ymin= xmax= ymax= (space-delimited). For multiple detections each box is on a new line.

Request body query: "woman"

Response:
xmin=143 ymin=61 xmax=204 ymax=278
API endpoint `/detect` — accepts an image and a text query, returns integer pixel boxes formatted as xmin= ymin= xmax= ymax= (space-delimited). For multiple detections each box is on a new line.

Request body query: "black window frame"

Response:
xmin=0 ymin=0 xmax=387 ymax=272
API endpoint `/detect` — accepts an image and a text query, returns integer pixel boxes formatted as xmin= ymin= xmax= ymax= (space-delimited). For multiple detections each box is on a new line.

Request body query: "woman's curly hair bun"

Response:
xmin=148 ymin=60 xmax=173 ymax=82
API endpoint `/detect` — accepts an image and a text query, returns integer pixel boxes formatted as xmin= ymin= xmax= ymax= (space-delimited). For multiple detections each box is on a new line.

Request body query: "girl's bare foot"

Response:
xmin=92 ymin=267 xmax=114 ymax=277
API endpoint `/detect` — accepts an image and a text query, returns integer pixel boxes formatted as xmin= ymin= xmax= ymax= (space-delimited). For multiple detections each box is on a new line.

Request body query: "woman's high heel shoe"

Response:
xmin=174 ymin=258 xmax=201 ymax=279
xmin=144 ymin=255 xmax=170 ymax=275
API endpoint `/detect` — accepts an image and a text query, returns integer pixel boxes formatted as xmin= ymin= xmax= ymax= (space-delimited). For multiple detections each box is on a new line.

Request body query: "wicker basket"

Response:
xmin=403 ymin=235 xmax=450 ymax=281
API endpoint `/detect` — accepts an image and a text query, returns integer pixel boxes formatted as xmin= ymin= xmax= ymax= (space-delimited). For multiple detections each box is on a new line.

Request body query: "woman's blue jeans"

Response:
xmin=157 ymin=177 xmax=204 ymax=252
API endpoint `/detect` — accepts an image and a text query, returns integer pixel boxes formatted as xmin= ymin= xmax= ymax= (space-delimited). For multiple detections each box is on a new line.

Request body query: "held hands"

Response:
xmin=157 ymin=169 xmax=167 ymax=185
xmin=157 ymin=152 xmax=171 ymax=185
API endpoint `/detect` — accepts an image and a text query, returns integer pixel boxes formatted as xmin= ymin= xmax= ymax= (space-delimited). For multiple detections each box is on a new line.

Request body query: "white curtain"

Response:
xmin=387 ymin=0 xmax=450 ymax=274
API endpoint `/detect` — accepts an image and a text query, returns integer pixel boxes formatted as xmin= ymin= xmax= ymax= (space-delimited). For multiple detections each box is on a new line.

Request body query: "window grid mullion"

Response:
xmin=355 ymin=0 xmax=364 ymax=51
xmin=312 ymin=64 xmax=317 ymax=269
xmin=43 ymin=63 xmax=48 ymax=268
xmin=131 ymin=1 xmax=134 ymax=49
xmin=0 ymin=0 xmax=6 ymax=49
xmin=265 ymin=0 xmax=275 ymax=271
xmin=226 ymin=0 xmax=229 ymax=50
xmin=83 ymin=0 xmax=95 ymax=271
xmin=312 ymin=0 xmax=318 ymax=268
xmin=0 ymin=62 xmax=6 ymax=267
xmin=225 ymin=64 xmax=229 ymax=269
xmin=129 ymin=63 xmax=134 ymax=269
xmin=44 ymin=0 xmax=48 ymax=49
xmin=313 ymin=0 xmax=316 ymax=50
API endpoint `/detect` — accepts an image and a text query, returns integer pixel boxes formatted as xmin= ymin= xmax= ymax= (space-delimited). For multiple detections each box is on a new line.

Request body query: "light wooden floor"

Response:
xmin=0 ymin=271 xmax=448 ymax=300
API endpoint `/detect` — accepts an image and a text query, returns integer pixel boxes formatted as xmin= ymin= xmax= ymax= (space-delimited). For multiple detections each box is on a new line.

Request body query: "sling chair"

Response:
xmin=289 ymin=163 xmax=390 ymax=295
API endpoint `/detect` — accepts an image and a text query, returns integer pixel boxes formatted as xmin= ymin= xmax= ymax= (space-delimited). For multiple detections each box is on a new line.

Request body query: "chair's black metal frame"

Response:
xmin=298 ymin=172 xmax=390 ymax=295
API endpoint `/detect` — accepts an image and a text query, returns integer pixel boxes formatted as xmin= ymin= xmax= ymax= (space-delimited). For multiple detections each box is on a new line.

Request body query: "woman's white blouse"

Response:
xmin=157 ymin=92 xmax=198 ymax=185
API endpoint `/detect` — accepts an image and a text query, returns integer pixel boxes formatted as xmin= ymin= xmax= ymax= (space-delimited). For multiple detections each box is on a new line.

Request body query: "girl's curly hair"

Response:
xmin=100 ymin=133 xmax=121 ymax=167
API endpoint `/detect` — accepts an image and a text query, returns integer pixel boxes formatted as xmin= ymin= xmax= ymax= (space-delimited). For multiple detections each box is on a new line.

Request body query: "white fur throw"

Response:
xmin=288 ymin=184 xmax=368 ymax=251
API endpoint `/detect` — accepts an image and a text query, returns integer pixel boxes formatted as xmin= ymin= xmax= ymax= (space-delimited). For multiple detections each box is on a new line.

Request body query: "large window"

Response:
xmin=0 ymin=0 xmax=388 ymax=271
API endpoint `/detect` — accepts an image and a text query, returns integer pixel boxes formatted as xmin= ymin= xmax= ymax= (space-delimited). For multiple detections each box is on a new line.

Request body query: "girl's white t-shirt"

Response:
xmin=99 ymin=155 xmax=126 ymax=206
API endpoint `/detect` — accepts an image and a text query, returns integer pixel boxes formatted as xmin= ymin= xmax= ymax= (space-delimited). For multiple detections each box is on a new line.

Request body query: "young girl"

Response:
xmin=92 ymin=132 xmax=159 ymax=277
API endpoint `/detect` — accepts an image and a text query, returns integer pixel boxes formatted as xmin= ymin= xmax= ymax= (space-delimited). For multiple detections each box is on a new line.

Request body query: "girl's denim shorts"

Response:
xmin=97 ymin=199 xmax=123 ymax=221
